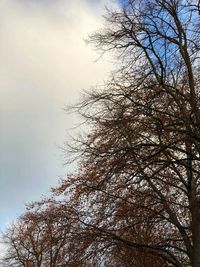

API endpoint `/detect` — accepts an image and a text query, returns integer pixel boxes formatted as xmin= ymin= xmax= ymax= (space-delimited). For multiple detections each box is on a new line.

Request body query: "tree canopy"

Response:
xmin=3 ymin=1 xmax=200 ymax=266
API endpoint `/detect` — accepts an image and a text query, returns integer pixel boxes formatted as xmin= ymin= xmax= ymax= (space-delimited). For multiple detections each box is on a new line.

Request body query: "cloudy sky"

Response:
xmin=0 ymin=0 xmax=115 ymax=230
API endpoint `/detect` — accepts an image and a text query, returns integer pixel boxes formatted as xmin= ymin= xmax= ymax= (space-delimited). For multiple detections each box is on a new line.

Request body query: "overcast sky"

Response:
xmin=0 ymin=0 xmax=115 ymax=230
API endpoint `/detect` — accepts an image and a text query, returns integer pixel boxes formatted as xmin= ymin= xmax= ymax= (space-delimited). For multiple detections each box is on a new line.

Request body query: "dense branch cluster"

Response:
xmin=3 ymin=1 xmax=200 ymax=266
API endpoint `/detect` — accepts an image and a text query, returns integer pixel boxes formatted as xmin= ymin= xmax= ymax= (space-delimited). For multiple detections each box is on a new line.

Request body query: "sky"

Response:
xmin=0 ymin=0 xmax=115 ymax=231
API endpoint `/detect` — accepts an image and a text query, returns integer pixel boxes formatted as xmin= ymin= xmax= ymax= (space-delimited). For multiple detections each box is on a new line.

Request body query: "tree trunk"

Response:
xmin=191 ymin=200 xmax=200 ymax=267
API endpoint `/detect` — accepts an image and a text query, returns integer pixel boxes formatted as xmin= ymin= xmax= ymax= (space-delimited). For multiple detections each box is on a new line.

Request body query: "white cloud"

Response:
xmin=0 ymin=0 xmax=112 ymax=104
xmin=0 ymin=0 xmax=114 ymax=224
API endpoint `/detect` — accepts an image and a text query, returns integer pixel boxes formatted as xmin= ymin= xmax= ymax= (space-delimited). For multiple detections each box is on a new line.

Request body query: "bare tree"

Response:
xmin=4 ymin=1 xmax=200 ymax=266
xmin=3 ymin=202 xmax=82 ymax=267
xmin=56 ymin=0 xmax=200 ymax=266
